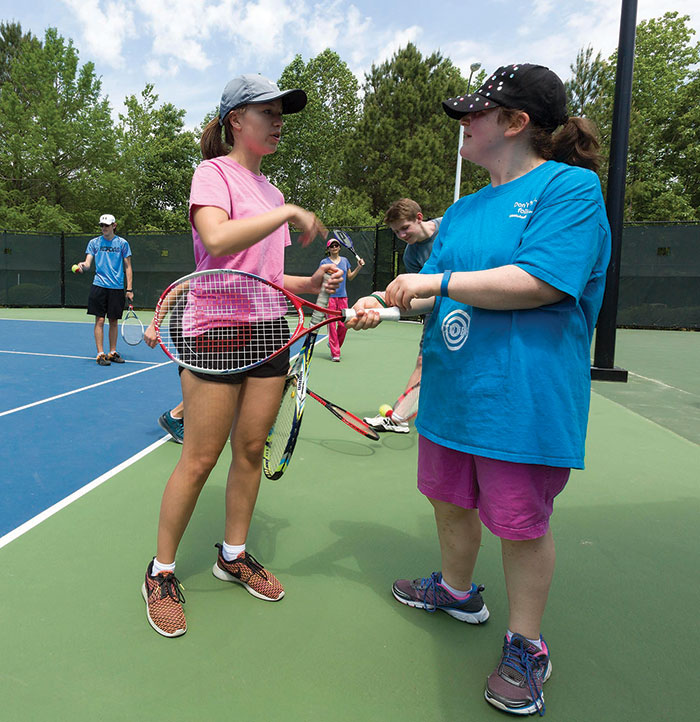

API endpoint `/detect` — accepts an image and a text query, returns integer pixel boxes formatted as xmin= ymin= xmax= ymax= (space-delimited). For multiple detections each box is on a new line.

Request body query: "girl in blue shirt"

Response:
xmin=349 ymin=63 xmax=610 ymax=717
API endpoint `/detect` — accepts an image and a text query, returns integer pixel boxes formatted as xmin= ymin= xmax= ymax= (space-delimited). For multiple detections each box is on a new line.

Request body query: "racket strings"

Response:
xmin=392 ymin=386 xmax=420 ymax=422
xmin=159 ymin=272 xmax=301 ymax=373
xmin=264 ymin=377 xmax=299 ymax=477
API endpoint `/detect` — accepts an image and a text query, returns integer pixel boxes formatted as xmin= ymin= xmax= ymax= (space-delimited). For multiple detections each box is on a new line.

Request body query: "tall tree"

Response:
xmin=565 ymin=46 xmax=605 ymax=118
xmin=116 ymin=84 xmax=200 ymax=232
xmin=0 ymin=21 xmax=38 ymax=88
xmin=600 ymin=12 xmax=700 ymax=220
xmin=263 ymin=50 xmax=361 ymax=223
xmin=343 ymin=44 xmax=469 ymax=219
xmin=0 ymin=27 xmax=117 ymax=231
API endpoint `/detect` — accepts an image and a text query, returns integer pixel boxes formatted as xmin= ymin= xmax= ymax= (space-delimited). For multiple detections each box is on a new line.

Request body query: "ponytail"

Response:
xmin=550 ymin=117 xmax=601 ymax=172
xmin=498 ymin=108 xmax=602 ymax=173
xmin=200 ymin=116 xmax=235 ymax=160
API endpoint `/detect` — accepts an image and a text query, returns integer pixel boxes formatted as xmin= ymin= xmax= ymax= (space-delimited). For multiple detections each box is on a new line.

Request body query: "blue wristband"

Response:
xmin=440 ymin=270 xmax=452 ymax=298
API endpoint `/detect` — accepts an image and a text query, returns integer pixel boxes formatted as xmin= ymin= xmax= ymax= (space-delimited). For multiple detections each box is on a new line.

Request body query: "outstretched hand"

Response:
xmin=288 ymin=205 xmax=327 ymax=247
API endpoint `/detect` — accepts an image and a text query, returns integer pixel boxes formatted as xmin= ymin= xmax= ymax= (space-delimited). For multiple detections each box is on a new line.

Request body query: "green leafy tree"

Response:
xmin=115 ymin=84 xmax=200 ymax=232
xmin=0 ymin=21 xmax=39 ymax=88
xmin=343 ymin=43 xmax=468 ymax=219
xmin=566 ymin=46 xmax=605 ymax=118
xmin=263 ymin=50 xmax=360 ymax=223
xmin=0 ymin=27 xmax=117 ymax=231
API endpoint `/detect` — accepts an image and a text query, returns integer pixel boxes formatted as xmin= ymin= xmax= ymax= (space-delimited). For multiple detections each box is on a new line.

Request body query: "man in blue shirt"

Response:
xmin=74 ymin=214 xmax=134 ymax=366
xmin=364 ymin=198 xmax=441 ymax=432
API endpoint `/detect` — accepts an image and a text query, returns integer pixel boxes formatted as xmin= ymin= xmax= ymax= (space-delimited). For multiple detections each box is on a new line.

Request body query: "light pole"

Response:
xmin=453 ymin=62 xmax=481 ymax=203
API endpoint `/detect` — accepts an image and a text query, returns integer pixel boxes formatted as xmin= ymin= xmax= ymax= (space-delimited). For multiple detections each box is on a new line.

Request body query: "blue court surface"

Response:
xmin=0 ymin=318 xmax=180 ymax=539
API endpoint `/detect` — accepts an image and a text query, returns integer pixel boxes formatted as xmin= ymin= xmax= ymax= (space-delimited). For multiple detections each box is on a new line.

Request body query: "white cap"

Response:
xmin=99 ymin=213 xmax=116 ymax=225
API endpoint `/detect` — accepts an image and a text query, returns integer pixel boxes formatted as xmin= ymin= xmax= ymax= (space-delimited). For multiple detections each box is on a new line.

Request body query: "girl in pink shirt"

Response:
xmin=142 ymin=74 xmax=340 ymax=638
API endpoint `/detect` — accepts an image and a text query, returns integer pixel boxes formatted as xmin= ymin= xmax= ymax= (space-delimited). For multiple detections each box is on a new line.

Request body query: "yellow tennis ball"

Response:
xmin=71 ymin=264 xmax=79 ymax=273
xmin=379 ymin=404 xmax=393 ymax=417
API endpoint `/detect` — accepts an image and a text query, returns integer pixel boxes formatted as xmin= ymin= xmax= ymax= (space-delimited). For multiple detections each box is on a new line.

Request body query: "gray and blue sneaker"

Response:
xmin=392 ymin=571 xmax=489 ymax=623
xmin=485 ymin=633 xmax=552 ymax=716
xmin=158 ymin=410 xmax=184 ymax=444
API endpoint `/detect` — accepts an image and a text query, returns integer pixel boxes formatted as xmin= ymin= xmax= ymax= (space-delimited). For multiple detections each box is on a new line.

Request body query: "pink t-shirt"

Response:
xmin=184 ymin=156 xmax=292 ymax=335
xmin=188 ymin=155 xmax=290 ymax=285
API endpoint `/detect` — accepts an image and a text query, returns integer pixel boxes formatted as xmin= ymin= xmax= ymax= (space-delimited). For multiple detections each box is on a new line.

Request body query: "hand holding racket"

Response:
xmin=121 ymin=305 xmax=145 ymax=346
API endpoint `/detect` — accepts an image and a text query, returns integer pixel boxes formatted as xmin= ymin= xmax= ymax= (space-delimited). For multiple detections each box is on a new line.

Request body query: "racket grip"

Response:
xmin=343 ymin=307 xmax=402 ymax=322
xmin=310 ymin=281 xmax=332 ymax=324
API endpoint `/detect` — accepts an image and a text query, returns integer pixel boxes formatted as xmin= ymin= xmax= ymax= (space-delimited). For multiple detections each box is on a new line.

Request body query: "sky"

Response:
xmin=2 ymin=0 xmax=699 ymax=128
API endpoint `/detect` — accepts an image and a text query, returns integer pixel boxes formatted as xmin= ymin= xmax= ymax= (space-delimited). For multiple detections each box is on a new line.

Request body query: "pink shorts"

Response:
xmin=417 ymin=436 xmax=570 ymax=541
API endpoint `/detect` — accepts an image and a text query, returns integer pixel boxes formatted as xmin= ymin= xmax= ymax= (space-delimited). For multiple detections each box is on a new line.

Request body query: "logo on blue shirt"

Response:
xmin=441 ymin=309 xmax=471 ymax=351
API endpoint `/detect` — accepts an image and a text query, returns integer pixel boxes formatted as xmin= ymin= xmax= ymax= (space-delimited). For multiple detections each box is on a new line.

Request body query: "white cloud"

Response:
xmin=60 ymin=0 xmax=136 ymax=67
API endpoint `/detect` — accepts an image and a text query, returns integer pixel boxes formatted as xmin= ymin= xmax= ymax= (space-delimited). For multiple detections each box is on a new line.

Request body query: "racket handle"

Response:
xmin=310 ymin=282 xmax=332 ymax=324
xmin=342 ymin=307 xmax=402 ymax=322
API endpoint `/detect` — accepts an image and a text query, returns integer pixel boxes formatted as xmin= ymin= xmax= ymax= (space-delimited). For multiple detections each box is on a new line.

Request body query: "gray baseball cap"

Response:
xmin=218 ymin=74 xmax=307 ymax=126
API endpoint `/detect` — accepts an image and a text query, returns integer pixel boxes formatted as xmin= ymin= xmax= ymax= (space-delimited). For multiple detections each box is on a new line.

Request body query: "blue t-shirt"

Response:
xmin=320 ymin=256 xmax=352 ymax=297
xmin=86 ymin=235 xmax=132 ymax=289
xmin=402 ymin=217 xmax=442 ymax=273
xmin=417 ymin=161 xmax=611 ymax=469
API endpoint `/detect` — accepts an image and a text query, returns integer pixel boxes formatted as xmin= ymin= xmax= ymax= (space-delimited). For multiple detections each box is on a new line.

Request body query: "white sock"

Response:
xmin=507 ymin=629 xmax=543 ymax=650
xmin=439 ymin=578 xmax=472 ymax=598
xmin=151 ymin=557 xmax=176 ymax=576
xmin=222 ymin=541 xmax=246 ymax=562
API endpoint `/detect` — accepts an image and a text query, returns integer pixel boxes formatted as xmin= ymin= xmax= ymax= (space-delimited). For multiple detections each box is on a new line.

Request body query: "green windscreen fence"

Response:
xmin=2 ymin=224 xmax=699 ymax=329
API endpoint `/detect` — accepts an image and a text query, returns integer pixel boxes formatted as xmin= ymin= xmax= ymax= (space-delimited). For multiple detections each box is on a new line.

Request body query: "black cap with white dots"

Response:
xmin=443 ymin=63 xmax=568 ymax=132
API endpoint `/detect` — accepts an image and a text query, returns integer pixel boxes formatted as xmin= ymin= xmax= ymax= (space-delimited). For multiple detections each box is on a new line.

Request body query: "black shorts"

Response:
xmin=179 ymin=348 xmax=290 ymax=385
xmin=88 ymin=285 xmax=125 ymax=320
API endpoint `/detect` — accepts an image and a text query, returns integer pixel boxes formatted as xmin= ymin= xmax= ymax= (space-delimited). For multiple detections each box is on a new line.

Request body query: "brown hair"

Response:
xmin=199 ymin=107 xmax=247 ymax=160
xmin=384 ymin=198 xmax=422 ymax=225
xmin=498 ymin=108 xmax=602 ymax=172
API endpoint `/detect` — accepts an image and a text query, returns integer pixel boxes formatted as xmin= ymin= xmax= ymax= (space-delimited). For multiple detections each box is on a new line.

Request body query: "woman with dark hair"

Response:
xmin=349 ymin=63 xmax=611 ymax=716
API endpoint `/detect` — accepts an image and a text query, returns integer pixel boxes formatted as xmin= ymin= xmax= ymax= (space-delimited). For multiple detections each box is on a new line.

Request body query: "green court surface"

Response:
xmin=1 ymin=315 xmax=698 ymax=722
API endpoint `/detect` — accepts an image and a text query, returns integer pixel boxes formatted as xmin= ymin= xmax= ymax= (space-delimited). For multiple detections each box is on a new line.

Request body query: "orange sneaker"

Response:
xmin=212 ymin=544 xmax=285 ymax=601
xmin=142 ymin=560 xmax=187 ymax=637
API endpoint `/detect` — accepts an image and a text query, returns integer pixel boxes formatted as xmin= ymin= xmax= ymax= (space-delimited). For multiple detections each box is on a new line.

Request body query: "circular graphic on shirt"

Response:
xmin=441 ymin=309 xmax=471 ymax=351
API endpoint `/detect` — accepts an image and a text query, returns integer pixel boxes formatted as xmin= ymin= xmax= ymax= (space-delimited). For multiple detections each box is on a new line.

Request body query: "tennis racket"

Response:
xmin=121 ymin=305 xmax=144 ymax=346
xmin=263 ymin=279 xmax=333 ymax=480
xmin=307 ymin=389 xmax=379 ymax=440
xmin=387 ymin=382 xmax=420 ymax=423
xmin=154 ymin=269 xmax=401 ymax=375
xmin=331 ymin=229 xmax=363 ymax=263
xmin=263 ymin=372 xmax=303 ymax=480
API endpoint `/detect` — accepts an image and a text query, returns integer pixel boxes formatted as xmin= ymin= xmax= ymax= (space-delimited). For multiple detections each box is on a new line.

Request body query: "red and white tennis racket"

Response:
xmin=154 ymin=269 xmax=400 ymax=374
xmin=307 ymin=389 xmax=380 ymax=440
xmin=387 ymin=382 xmax=420 ymax=423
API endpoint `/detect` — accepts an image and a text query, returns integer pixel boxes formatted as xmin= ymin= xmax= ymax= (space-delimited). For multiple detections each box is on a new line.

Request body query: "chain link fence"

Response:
xmin=2 ymin=224 xmax=698 ymax=329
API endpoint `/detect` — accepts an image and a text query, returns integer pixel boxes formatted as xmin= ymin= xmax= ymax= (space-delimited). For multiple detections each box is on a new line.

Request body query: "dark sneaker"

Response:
xmin=158 ymin=411 xmax=184 ymax=444
xmin=96 ymin=353 xmax=111 ymax=366
xmin=107 ymin=351 xmax=125 ymax=363
xmin=485 ymin=634 xmax=552 ymax=716
xmin=392 ymin=571 xmax=489 ymax=623
xmin=212 ymin=544 xmax=284 ymax=601
xmin=141 ymin=560 xmax=187 ymax=638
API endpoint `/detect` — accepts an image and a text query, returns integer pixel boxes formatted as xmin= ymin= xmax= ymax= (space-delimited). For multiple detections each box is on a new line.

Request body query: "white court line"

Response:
xmin=0 ymin=361 xmax=172 ymax=417
xmin=627 ymin=371 xmax=695 ymax=396
xmin=0 ymin=331 xmax=328 ymax=547
xmin=0 ymin=349 xmax=158 ymax=365
xmin=0 ymin=436 xmax=171 ymax=550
